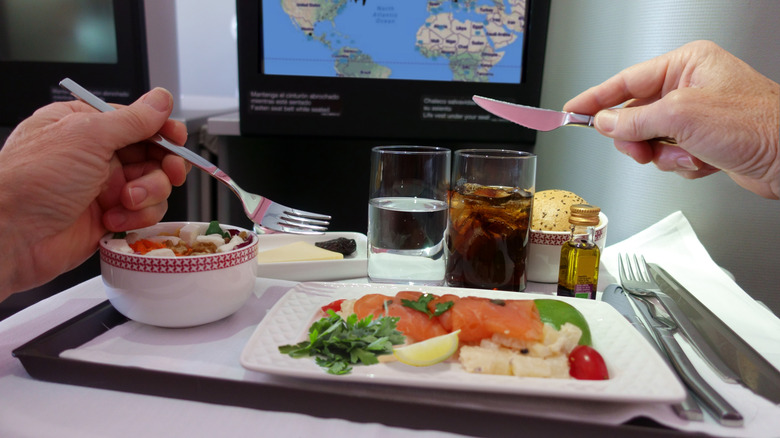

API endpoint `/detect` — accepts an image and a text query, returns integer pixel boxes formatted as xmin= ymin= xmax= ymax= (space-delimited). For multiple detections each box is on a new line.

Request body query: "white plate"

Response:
xmin=241 ymin=282 xmax=686 ymax=403
xmin=255 ymin=232 xmax=367 ymax=281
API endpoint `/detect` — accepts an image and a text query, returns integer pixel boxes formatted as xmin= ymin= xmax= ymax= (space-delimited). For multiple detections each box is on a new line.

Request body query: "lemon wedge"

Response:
xmin=392 ymin=330 xmax=460 ymax=367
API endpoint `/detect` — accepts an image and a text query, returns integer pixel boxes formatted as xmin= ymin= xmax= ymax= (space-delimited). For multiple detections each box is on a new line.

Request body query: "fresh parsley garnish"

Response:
xmin=400 ymin=293 xmax=454 ymax=318
xmin=278 ymin=310 xmax=405 ymax=375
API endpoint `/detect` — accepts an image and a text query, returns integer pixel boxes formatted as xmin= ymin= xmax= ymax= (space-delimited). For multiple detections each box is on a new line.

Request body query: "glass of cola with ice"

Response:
xmin=446 ymin=149 xmax=536 ymax=291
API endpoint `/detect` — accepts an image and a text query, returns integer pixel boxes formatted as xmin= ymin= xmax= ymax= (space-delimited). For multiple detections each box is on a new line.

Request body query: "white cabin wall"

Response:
xmin=536 ymin=0 xmax=780 ymax=312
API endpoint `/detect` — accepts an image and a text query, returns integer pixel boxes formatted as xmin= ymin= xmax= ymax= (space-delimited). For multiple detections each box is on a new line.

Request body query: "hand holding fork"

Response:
xmin=59 ymin=78 xmax=330 ymax=234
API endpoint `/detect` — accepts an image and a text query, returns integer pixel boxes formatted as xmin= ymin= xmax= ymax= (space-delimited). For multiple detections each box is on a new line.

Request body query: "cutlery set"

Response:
xmin=617 ymin=254 xmax=743 ymax=427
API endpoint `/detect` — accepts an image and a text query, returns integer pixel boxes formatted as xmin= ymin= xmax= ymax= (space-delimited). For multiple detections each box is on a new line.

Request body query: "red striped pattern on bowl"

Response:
xmin=100 ymin=243 xmax=258 ymax=273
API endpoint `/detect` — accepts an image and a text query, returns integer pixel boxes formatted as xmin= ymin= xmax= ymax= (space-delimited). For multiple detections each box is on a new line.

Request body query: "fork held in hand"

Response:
xmin=59 ymin=78 xmax=330 ymax=234
xmin=619 ymin=254 xmax=743 ymax=427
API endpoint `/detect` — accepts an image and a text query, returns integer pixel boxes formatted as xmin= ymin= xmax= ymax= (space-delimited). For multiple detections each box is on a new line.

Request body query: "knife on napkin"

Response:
xmin=472 ymin=95 xmax=677 ymax=145
xmin=602 ymin=284 xmax=703 ymax=422
xmin=649 ymin=263 xmax=780 ymax=404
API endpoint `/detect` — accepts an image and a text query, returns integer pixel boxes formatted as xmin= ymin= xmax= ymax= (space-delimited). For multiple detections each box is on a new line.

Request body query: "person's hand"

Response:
xmin=0 ymin=88 xmax=189 ymax=299
xmin=563 ymin=40 xmax=780 ymax=200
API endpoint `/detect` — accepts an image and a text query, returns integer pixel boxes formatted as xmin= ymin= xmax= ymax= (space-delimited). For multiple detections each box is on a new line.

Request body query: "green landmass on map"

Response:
xmin=334 ymin=47 xmax=392 ymax=78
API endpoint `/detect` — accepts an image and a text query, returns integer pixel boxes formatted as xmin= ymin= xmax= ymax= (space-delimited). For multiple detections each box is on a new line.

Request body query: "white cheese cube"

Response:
xmin=459 ymin=345 xmax=514 ymax=375
xmin=105 ymin=239 xmax=134 ymax=254
xmin=510 ymin=355 xmax=570 ymax=379
xmin=196 ymin=234 xmax=227 ymax=247
xmin=217 ymin=235 xmax=245 ymax=253
xmin=144 ymin=248 xmax=177 ymax=257
xmin=180 ymin=223 xmax=208 ymax=246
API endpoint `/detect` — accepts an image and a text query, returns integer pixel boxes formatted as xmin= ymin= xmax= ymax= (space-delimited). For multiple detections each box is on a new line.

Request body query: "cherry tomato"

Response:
xmin=568 ymin=345 xmax=609 ymax=380
xmin=321 ymin=299 xmax=345 ymax=313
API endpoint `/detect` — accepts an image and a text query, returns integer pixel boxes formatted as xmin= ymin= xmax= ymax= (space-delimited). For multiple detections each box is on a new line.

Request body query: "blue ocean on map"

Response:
xmin=262 ymin=0 xmax=524 ymax=83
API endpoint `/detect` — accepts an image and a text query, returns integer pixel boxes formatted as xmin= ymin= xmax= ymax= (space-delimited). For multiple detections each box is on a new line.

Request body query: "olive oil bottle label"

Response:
xmin=573 ymin=283 xmax=596 ymax=299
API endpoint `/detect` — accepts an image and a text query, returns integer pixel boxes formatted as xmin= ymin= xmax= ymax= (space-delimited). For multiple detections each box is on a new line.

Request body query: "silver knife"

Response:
xmin=644 ymin=284 xmax=741 ymax=384
xmin=472 ymin=95 xmax=595 ymax=131
xmin=601 ymin=285 xmax=703 ymax=422
xmin=631 ymin=293 xmax=743 ymax=427
xmin=649 ymin=263 xmax=780 ymax=404
xmin=472 ymin=95 xmax=677 ymax=144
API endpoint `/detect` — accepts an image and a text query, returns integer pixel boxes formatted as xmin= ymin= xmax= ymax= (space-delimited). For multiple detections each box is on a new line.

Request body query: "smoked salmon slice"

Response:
xmin=428 ymin=294 xmax=460 ymax=332
xmin=353 ymin=293 xmax=391 ymax=318
xmin=353 ymin=292 xmax=447 ymax=343
xmin=352 ymin=292 xmax=544 ymax=344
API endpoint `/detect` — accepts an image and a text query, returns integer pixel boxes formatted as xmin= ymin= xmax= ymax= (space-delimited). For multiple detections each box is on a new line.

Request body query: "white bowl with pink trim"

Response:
xmin=99 ymin=222 xmax=258 ymax=327
xmin=526 ymin=212 xmax=608 ymax=284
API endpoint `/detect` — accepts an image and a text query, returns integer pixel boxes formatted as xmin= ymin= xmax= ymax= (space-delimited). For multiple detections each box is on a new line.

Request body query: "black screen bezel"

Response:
xmin=0 ymin=0 xmax=149 ymax=128
xmin=237 ymin=0 xmax=550 ymax=146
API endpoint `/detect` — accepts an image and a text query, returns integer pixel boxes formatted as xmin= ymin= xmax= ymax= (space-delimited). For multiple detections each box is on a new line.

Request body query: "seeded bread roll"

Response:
xmin=532 ymin=190 xmax=588 ymax=231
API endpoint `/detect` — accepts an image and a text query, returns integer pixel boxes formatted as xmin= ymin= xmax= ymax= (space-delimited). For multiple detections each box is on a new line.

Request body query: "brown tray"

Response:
xmin=12 ymin=300 xmax=682 ymax=437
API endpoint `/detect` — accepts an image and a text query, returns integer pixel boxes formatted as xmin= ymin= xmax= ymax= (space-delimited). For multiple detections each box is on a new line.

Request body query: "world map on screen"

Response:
xmin=264 ymin=0 xmax=527 ymax=83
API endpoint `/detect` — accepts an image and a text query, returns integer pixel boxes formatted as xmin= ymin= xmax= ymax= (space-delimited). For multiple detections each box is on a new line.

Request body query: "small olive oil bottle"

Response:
xmin=557 ymin=204 xmax=601 ymax=299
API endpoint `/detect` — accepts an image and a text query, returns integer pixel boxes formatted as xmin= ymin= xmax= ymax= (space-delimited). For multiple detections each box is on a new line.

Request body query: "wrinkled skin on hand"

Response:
xmin=0 ymin=88 xmax=189 ymax=300
xmin=564 ymin=40 xmax=780 ymax=200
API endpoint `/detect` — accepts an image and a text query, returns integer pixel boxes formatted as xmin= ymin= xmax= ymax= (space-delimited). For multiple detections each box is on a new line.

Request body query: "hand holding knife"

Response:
xmin=472 ymin=95 xmax=677 ymax=145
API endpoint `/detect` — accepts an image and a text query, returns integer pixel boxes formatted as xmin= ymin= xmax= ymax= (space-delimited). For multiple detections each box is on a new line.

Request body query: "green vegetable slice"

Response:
xmin=278 ymin=310 xmax=405 ymax=375
xmin=534 ymin=299 xmax=592 ymax=346
xmin=205 ymin=220 xmax=228 ymax=238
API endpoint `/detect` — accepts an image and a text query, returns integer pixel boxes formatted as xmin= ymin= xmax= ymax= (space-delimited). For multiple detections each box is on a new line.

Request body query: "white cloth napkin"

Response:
xmin=60 ymin=212 xmax=780 ymax=437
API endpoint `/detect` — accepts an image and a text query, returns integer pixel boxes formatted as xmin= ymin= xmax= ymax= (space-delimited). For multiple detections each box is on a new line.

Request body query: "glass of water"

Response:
xmin=367 ymin=146 xmax=451 ymax=285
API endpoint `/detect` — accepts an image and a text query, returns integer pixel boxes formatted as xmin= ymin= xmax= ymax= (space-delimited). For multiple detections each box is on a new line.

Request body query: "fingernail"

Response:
xmin=129 ymin=187 xmax=148 ymax=206
xmin=142 ymin=88 xmax=172 ymax=112
xmin=676 ymin=156 xmax=699 ymax=171
xmin=595 ymin=110 xmax=618 ymax=133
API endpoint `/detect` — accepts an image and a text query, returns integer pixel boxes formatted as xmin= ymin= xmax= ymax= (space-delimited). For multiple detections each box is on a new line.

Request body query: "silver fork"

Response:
xmin=619 ymin=253 xmax=743 ymax=427
xmin=619 ymin=254 xmax=741 ymax=383
xmin=59 ymin=78 xmax=330 ymax=234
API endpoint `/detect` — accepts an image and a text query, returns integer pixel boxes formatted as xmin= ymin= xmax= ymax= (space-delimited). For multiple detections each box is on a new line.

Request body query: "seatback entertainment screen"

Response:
xmin=238 ymin=0 xmax=549 ymax=144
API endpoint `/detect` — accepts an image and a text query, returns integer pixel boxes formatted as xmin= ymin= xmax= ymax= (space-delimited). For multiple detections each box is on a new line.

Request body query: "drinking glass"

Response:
xmin=367 ymin=146 xmax=451 ymax=285
xmin=446 ymin=149 xmax=536 ymax=291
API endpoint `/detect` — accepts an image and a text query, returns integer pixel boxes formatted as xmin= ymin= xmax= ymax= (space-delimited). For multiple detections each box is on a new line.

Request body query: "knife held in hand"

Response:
xmin=472 ymin=95 xmax=677 ymax=145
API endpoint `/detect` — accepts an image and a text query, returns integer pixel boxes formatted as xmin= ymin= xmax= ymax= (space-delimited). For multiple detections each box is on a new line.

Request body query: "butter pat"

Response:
xmin=257 ymin=241 xmax=343 ymax=263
